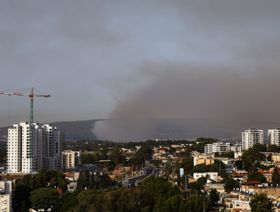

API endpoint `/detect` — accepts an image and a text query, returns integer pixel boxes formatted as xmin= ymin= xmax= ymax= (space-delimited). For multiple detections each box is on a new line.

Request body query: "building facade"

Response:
xmin=40 ymin=124 xmax=63 ymax=170
xmin=62 ymin=150 xmax=80 ymax=169
xmin=241 ymin=128 xmax=264 ymax=150
xmin=204 ymin=142 xmax=231 ymax=154
xmin=0 ymin=180 xmax=12 ymax=212
xmin=268 ymin=129 xmax=280 ymax=146
xmin=7 ymin=122 xmax=63 ymax=174
xmin=193 ymin=172 xmax=218 ymax=182
xmin=193 ymin=155 xmax=214 ymax=166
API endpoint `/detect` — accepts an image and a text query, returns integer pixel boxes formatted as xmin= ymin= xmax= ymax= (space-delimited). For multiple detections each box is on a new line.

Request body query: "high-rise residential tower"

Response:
xmin=7 ymin=122 xmax=63 ymax=174
xmin=241 ymin=128 xmax=264 ymax=150
xmin=268 ymin=128 xmax=280 ymax=146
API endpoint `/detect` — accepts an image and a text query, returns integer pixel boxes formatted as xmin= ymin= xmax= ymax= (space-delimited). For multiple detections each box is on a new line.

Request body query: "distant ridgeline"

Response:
xmin=0 ymin=119 xmax=280 ymax=142
xmin=0 ymin=120 xmax=100 ymax=142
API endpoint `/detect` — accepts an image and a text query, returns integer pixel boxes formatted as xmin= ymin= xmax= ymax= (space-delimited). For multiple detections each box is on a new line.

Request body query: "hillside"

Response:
xmin=0 ymin=120 xmax=100 ymax=142
xmin=1 ymin=119 xmax=280 ymax=142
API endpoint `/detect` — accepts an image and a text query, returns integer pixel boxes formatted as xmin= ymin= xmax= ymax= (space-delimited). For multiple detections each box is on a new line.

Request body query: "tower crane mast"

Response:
xmin=1 ymin=88 xmax=51 ymax=172
xmin=0 ymin=87 xmax=51 ymax=124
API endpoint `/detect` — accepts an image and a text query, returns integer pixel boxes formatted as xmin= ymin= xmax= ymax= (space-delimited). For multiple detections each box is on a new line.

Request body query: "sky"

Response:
xmin=0 ymin=0 xmax=280 ymax=138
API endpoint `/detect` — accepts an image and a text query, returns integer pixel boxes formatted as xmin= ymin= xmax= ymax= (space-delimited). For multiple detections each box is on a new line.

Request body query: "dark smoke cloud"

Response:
xmin=94 ymin=60 xmax=280 ymax=141
xmin=93 ymin=0 xmax=280 ymax=141
xmin=1 ymin=0 xmax=280 ymax=139
xmin=113 ymin=63 xmax=280 ymax=121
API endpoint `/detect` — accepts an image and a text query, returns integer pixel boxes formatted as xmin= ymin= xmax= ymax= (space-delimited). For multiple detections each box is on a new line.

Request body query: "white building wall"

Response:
xmin=204 ymin=144 xmax=213 ymax=154
xmin=7 ymin=122 xmax=63 ymax=174
xmin=7 ymin=125 xmax=21 ymax=173
xmin=242 ymin=129 xmax=264 ymax=150
xmin=268 ymin=129 xmax=280 ymax=146
xmin=62 ymin=150 xmax=80 ymax=169
xmin=0 ymin=180 xmax=12 ymax=212
xmin=21 ymin=123 xmax=39 ymax=174
xmin=40 ymin=124 xmax=62 ymax=170
xmin=204 ymin=142 xmax=231 ymax=154
xmin=193 ymin=172 xmax=218 ymax=181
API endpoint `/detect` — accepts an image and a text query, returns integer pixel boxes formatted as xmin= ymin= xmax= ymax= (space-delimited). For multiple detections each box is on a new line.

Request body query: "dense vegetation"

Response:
xmin=12 ymin=169 xmax=221 ymax=212
xmin=13 ymin=170 xmax=68 ymax=211
xmin=56 ymin=177 xmax=219 ymax=212
xmin=250 ymin=193 xmax=273 ymax=212
xmin=0 ymin=143 xmax=6 ymax=166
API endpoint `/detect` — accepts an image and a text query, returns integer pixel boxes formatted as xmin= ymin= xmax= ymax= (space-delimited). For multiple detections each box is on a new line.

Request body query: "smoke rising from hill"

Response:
xmin=94 ymin=61 xmax=280 ymax=141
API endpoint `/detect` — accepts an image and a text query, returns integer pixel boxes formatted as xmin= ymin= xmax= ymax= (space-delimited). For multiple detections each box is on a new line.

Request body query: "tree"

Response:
xmin=77 ymin=171 xmax=115 ymax=190
xmin=267 ymin=154 xmax=272 ymax=162
xmin=272 ymin=167 xmax=280 ymax=186
xmin=16 ymin=170 xmax=68 ymax=191
xmin=81 ymin=153 xmax=98 ymax=164
xmin=252 ymin=144 xmax=267 ymax=152
xmin=241 ymin=147 xmax=265 ymax=171
xmin=248 ymin=171 xmax=266 ymax=183
xmin=209 ymin=189 xmax=219 ymax=208
xmin=235 ymin=160 xmax=243 ymax=170
xmin=223 ymin=176 xmax=240 ymax=193
xmin=250 ymin=193 xmax=273 ymax=212
xmin=110 ymin=147 xmax=127 ymax=165
xmin=13 ymin=184 xmax=32 ymax=212
xmin=177 ymin=158 xmax=193 ymax=175
xmin=215 ymin=151 xmax=234 ymax=158
xmin=195 ymin=177 xmax=207 ymax=190
xmin=267 ymin=144 xmax=280 ymax=153
xmin=186 ymin=191 xmax=209 ymax=212
xmin=31 ymin=188 xmax=58 ymax=210
xmin=191 ymin=160 xmax=226 ymax=177
xmin=140 ymin=177 xmax=181 ymax=201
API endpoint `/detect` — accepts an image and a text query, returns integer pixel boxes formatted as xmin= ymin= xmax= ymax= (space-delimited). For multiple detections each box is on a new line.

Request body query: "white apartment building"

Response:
xmin=204 ymin=142 xmax=231 ymax=154
xmin=0 ymin=180 xmax=12 ymax=212
xmin=268 ymin=128 xmax=280 ymax=146
xmin=7 ymin=124 xmax=22 ymax=173
xmin=230 ymin=144 xmax=242 ymax=153
xmin=7 ymin=122 xmax=63 ymax=174
xmin=241 ymin=128 xmax=264 ymax=150
xmin=62 ymin=150 xmax=80 ymax=169
xmin=7 ymin=122 xmax=39 ymax=173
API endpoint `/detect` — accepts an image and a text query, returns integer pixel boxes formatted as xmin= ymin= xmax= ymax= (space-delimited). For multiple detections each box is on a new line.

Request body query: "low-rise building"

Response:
xmin=0 ymin=180 xmax=12 ymax=212
xmin=204 ymin=142 xmax=231 ymax=154
xmin=258 ymin=168 xmax=273 ymax=183
xmin=193 ymin=172 xmax=218 ymax=182
xmin=62 ymin=150 xmax=81 ymax=170
xmin=268 ymin=129 xmax=280 ymax=146
xmin=204 ymin=183 xmax=225 ymax=193
xmin=193 ymin=155 xmax=214 ymax=166
xmin=240 ymin=185 xmax=280 ymax=200
xmin=230 ymin=144 xmax=242 ymax=153
xmin=223 ymin=193 xmax=251 ymax=212
xmin=232 ymin=170 xmax=248 ymax=182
